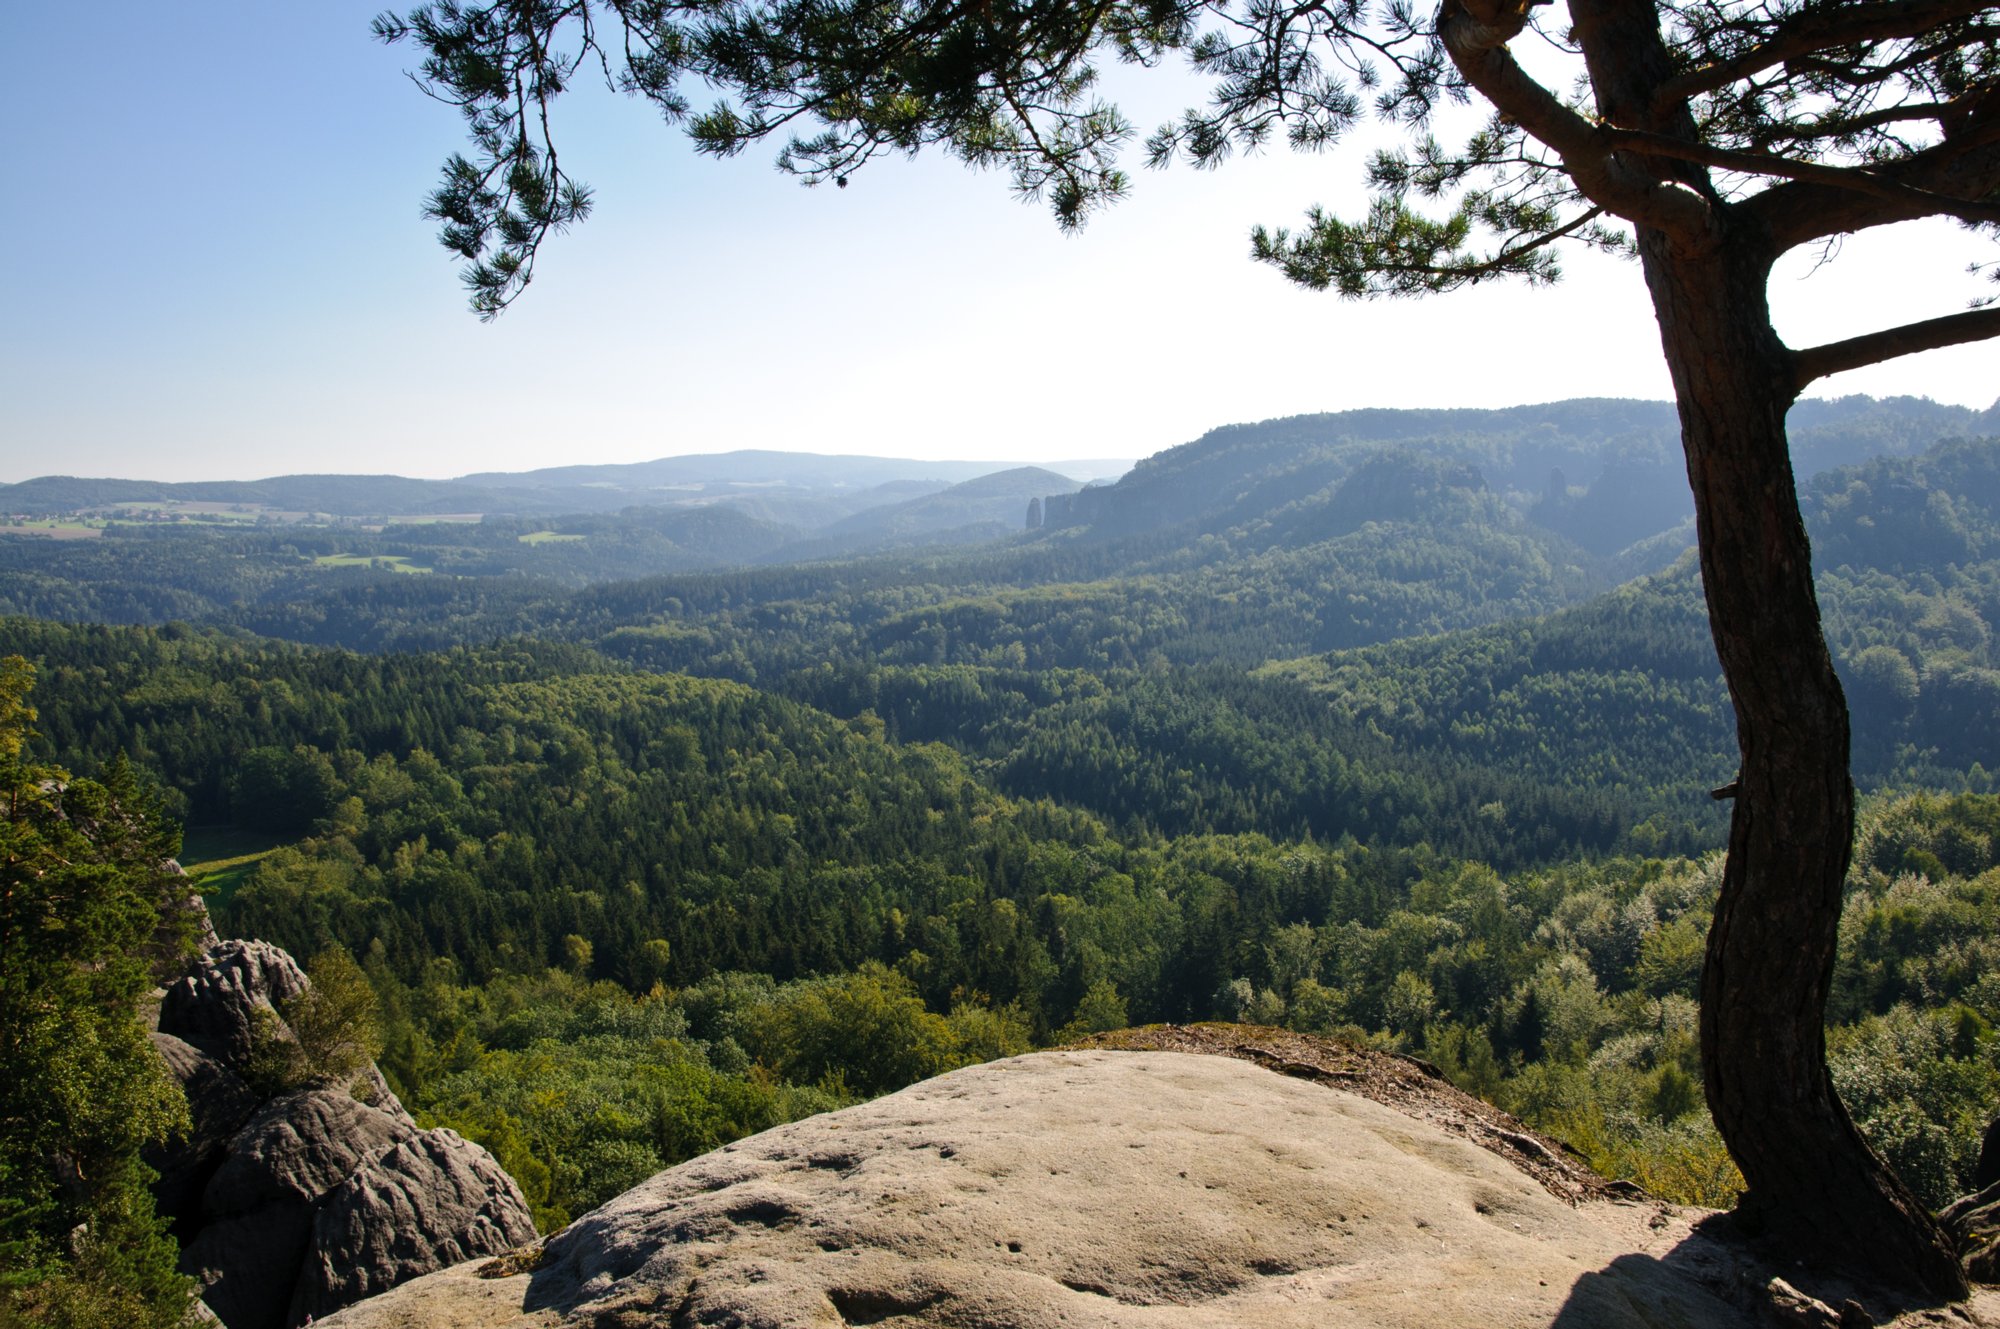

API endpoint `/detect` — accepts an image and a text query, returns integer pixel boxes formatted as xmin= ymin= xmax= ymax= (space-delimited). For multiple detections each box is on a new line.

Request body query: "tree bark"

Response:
xmin=1641 ymin=212 xmax=1969 ymax=1300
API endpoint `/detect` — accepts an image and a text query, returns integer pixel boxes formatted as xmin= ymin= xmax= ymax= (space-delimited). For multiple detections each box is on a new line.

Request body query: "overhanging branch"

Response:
xmin=1437 ymin=0 xmax=1710 ymax=234
xmin=1601 ymin=126 xmax=2000 ymax=225
xmin=1750 ymin=117 xmax=2000 ymax=246
xmin=1793 ymin=306 xmax=2000 ymax=388
xmin=1653 ymin=0 xmax=1996 ymax=111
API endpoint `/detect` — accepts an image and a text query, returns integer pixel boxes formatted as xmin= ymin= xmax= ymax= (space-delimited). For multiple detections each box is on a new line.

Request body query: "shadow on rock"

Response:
xmin=1552 ymin=1216 xmax=1954 ymax=1329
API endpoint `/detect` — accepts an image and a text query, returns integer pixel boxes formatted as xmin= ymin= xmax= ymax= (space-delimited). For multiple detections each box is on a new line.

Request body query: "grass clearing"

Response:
xmin=313 ymin=553 xmax=432 ymax=573
xmin=519 ymin=531 xmax=587 ymax=545
xmin=179 ymin=827 xmax=286 ymax=906
xmin=1 ymin=520 xmax=104 ymax=539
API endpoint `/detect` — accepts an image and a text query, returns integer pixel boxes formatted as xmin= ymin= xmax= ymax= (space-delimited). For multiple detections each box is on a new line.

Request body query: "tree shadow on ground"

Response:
xmin=1552 ymin=1213 xmax=1954 ymax=1329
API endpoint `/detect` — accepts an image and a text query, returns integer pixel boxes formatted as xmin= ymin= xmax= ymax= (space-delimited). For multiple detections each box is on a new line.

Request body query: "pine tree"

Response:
xmin=375 ymin=4 xmax=2000 ymax=1290
xmin=0 ymin=657 xmax=201 ymax=1329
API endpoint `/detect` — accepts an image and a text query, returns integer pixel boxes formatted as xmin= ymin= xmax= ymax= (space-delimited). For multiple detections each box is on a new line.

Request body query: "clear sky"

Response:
xmin=2 ymin=2 xmax=1994 ymax=484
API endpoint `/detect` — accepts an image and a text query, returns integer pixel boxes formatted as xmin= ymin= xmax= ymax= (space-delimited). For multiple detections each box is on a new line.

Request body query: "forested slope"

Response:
xmin=8 ymin=395 xmax=2000 ymax=1263
xmin=1268 ymin=435 xmax=2000 ymax=810
xmin=8 ymin=620 xmax=1999 ymax=1238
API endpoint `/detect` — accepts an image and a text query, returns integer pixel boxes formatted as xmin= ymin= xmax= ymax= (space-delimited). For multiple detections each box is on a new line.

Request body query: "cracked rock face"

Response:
xmin=292 ymin=1130 xmax=542 ymax=1324
xmin=319 ymin=1050 xmax=1825 ymax=1329
xmin=159 ymin=939 xmax=310 ymax=1068
xmin=150 ymin=935 xmax=534 ymax=1329
xmin=146 ymin=1032 xmax=260 ymax=1228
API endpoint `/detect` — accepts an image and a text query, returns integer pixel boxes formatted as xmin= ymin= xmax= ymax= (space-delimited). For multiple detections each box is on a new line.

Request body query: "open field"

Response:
xmin=313 ymin=553 xmax=432 ymax=573
xmin=0 ymin=520 xmax=104 ymax=539
xmin=178 ymin=827 xmax=286 ymax=906
xmin=519 ymin=531 xmax=587 ymax=544
xmin=111 ymin=502 xmax=270 ymax=522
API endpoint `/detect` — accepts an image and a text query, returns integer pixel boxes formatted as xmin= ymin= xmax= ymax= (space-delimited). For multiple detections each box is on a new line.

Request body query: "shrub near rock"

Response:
xmin=243 ymin=950 xmax=384 ymax=1099
xmin=153 ymin=930 xmax=535 ymax=1329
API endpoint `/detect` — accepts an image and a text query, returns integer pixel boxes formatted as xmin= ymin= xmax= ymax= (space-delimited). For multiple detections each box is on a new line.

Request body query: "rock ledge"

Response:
xmin=322 ymin=1046 xmax=2000 ymax=1329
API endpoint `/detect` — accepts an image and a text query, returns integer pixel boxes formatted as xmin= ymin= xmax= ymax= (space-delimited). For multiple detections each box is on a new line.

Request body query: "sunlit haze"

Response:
xmin=2 ymin=2 xmax=1993 ymax=483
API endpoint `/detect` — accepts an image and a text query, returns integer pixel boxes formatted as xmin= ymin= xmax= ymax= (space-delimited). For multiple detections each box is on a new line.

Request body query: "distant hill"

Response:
xmin=0 ymin=473 xmax=600 ymax=519
xmin=458 ymin=451 xmax=1129 ymax=493
xmin=5 ymin=395 xmax=1990 ymax=680
xmin=822 ymin=466 xmax=1079 ymax=539
xmin=1 ymin=453 xmax=1136 ymax=525
xmin=690 ymin=479 xmax=955 ymax=532
xmin=1038 ymin=395 xmax=1993 ymax=560
xmin=458 ymin=449 xmax=1007 ymax=494
xmin=1267 ymin=432 xmax=2000 ymax=807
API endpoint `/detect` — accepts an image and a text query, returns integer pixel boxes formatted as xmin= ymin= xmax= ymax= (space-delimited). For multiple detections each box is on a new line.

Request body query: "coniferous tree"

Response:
xmin=377 ymin=0 xmax=2000 ymax=1293
xmin=0 ymin=657 xmax=200 ymax=1328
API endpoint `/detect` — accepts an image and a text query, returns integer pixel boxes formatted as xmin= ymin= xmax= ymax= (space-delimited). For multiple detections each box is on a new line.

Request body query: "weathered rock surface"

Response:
xmin=357 ymin=1062 xmax=418 ymax=1128
xmin=147 ymin=1031 xmax=260 ymax=1227
xmin=292 ymin=1130 xmax=542 ymax=1324
xmin=159 ymin=939 xmax=309 ymax=1066
xmin=203 ymin=1088 xmax=418 ymax=1219
xmin=1946 ymin=1181 xmax=2000 ymax=1283
xmin=150 ymin=930 xmax=535 ymax=1329
xmin=320 ymin=1049 xmax=1997 ymax=1329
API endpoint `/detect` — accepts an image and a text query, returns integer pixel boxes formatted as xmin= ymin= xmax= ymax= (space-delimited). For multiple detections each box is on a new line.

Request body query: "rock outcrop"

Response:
xmin=317 ymin=1046 xmax=1998 ymax=1329
xmin=150 ymin=929 xmax=536 ymax=1329
xmin=146 ymin=1030 xmax=261 ymax=1226
xmin=1946 ymin=1182 xmax=2000 ymax=1284
xmin=293 ymin=1130 xmax=542 ymax=1323
xmin=160 ymin=939 xmax=311 ymax=1069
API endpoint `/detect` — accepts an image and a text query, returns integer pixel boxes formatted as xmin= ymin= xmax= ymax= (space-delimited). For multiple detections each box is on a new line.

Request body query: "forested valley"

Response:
xmin=8 ymin=395 xmax=2000 ymax=1293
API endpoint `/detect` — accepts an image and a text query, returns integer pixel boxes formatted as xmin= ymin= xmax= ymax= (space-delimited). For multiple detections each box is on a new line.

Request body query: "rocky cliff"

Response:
xmin=150 ymin=936 xmax=537 ymax=1329
xmin=313 ymin=1031 xmax=1999 ymax=1329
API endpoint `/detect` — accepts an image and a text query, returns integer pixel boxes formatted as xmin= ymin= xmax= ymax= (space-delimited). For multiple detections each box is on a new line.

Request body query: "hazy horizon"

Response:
xmin=0 ymin=449 xmax=1143 ymax=488
xmin=5 ymin=4 xmax=1995 ymax=486
xmin=6 ymin=390 xmax=1998 ymax=486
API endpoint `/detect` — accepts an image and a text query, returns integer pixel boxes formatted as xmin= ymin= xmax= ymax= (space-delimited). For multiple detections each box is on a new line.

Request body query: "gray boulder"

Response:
xmin=1943 ymin=1180 xmax=2000 ymax=1283
xmin=202 ymin=1088 xmax=417 ymax=1220
xmin=159 ymin=940 xmax=308 ymax=1069
xmin=353 ymin=1062 xmax=416 ymax=1129
xmin=182 ymin=1089 xmax=419 ymax=1329
xmin=152 ymin=937 xmax=535 ymax=1329
xmin=146 ymin=1031 xmax=260 ymax=1229
xmin=321 ymin=1050 xmax=2000 ymax=1329
xmin=289 ymin=1130 xmax=539 ymax=1324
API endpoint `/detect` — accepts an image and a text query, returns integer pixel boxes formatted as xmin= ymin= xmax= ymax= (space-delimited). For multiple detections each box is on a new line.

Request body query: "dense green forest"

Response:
xmin=8 ymin=395 xmax=2000 ymax=1321
xmin=5 ymin=628 xmax=1998 ymax=1243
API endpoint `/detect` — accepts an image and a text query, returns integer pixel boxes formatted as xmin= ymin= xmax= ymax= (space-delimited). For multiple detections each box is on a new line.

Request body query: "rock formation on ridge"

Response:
xmin=150 ymin=932 xmax=537 ymax=1329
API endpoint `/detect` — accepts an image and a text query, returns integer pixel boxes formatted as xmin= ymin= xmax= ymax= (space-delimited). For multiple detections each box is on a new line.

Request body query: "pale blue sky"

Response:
xmin=2 ymin=2 xmax=1994 ymax=483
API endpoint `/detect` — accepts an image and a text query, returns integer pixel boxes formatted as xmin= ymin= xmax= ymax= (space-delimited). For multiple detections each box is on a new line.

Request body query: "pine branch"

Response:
xmin=1751 ymin=115 xmax=2000 ymax=246
xmin=1793 ymin=305 xmax=2000 ymax=387
xmin=1437 ymin=0 xmax=1711 ymax=234
xmin=1601 ymin=125 xmax=2000 ymax=225
xmin=1654 ymin=0 xmax=1996 ymax=111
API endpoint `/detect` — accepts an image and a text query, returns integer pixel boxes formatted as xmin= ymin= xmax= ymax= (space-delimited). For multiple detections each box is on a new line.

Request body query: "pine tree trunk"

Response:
xmin=1641 ymin=220 xmax=1969 ymax=1300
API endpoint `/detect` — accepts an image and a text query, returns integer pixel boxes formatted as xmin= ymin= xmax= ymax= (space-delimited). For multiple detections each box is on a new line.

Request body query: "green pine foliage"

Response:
xmin=0 ymin=659 xmax=199 ymax=1329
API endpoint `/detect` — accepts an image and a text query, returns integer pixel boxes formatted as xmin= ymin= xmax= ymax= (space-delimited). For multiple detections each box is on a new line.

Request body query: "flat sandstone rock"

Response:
xmin=319 ymin=1050 xmax=1996 ymax=1329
